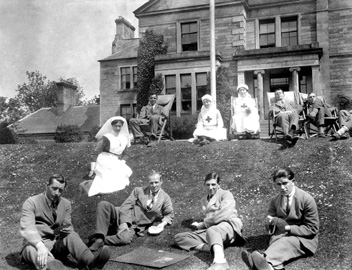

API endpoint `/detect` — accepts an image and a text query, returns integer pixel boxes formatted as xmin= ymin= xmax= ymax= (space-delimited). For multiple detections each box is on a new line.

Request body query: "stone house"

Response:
xmin=99 ymin=0 xmax=352 ymax=124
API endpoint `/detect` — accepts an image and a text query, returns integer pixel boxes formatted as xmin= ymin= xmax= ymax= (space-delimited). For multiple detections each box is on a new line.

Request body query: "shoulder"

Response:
xmin=23 ymin=193 xmax=42 ymax=206
xmin=295 ymin=187 xmax=315 ymax=202
xmin=160 ymin=189 xmax=172 ymax=200
xmin=59 ymin=197 xmax=71 ymax=206
xmin=218 ymin=188 xmax=234 ymax=199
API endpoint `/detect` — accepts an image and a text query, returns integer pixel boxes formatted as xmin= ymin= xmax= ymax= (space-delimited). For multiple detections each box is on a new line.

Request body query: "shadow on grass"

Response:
xmin=242 ymin=234 xmax=271 ymax=251
xmin=5 ymin=252 xmax=33 ymax=270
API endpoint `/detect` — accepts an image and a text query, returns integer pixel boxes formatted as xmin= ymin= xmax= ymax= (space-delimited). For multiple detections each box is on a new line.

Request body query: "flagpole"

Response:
xmin=210 ymin=0 xmax=216 ymax=105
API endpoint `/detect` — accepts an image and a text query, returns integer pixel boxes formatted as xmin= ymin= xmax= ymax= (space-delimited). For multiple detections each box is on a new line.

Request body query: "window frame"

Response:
xmin=119 ymin=66 xmax=138 ymax=91
xmin=281 ymin=16 xmax=298 ymax=47
xmin=177 ymin=20 xmax=200 ymax=53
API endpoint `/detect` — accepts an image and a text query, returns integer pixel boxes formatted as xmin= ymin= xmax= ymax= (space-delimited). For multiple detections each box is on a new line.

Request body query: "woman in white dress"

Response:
xmin=192 ymin=94 xmax=227 ymax=145
xmin=231 ymin=84 xmax=260 ymax=137
xmin=79 ymin=116 xmax=132 ymax=197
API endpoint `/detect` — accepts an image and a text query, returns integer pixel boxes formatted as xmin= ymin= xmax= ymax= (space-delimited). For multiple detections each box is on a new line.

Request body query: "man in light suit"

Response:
xmin=174 ymin=172 xmax=246 ymax=270
xmin=20 ymin=174 xmax=110 ymax=270
xmin=129 ymin=92 xmax=166 ymax=142
xmin=242 ymin=168 xmax=319 ymax=270
xmin=88 ymin=171 xmax=174 ymax=249
xmin=269 ymin=89 xmax=302 ymax=146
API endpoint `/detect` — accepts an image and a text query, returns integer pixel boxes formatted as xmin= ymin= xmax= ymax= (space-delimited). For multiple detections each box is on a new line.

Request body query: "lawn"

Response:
xmin=1 ymin=138 xmax=351 ymax=270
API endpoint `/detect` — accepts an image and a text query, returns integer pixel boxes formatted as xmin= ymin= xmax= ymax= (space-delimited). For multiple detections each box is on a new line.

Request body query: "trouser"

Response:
xmin=174 ymin=222 xmax=235 ymax=251
xmin=264 ymin=236 xmax=310 ymax=269
xmin=275 ymin=112 xmax=299 ymax=136
xmin=338 ymin=110 xmax=352 ymax=129
xmin=94 ymin=201 xmax=135 ymax=246
xmin=21 ymin=231 xmax=93 ymax=269
xmin=307 ymin=108 xmax=325 ymax=127
xmin=129 ymin=115 xmax=162 ymax=138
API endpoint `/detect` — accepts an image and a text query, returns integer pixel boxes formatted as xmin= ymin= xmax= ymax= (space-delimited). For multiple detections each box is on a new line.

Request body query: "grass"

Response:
xmin=1 ymin=138 xmax=351 ymax=270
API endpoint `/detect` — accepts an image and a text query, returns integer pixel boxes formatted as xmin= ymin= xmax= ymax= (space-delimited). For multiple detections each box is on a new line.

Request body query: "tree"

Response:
xmin=136 ymin=30 xmax=168 ymax=112
xmin=0 ymin=96 xmax=30 ymax=124
xmin=149 ymin=73 xmax=164 ymax=95
xmin=84 ymin=95 xmax=100 ymax=105
xmin=16 ymin=71 xmax=57 ymax=112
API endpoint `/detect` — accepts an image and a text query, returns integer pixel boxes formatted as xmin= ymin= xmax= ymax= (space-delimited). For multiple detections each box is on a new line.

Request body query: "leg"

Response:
xmin=21 ymin=245 xmax=58 ymax=270
xmin=174 ymin=231 xmax=207 ymax=251
xmin=264 ymin=236 xmax=308 ymax=269
xmin=104 ymin=227 xmax=136 ymax=246
xmin=93 ymin=201 xmax=118 ymax=238
xmin=149 ymin=115 xmax=162 ymax=136
xmin=129 ymin=118 xmax=146 ymax=138
xmin=275 ymin=113 xmax=290 ymax=136
xmin=316 ymin=108 xmax=326 ymax=136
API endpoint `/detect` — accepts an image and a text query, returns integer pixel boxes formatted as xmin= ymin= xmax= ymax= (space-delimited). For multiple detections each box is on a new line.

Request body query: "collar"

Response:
xmin=285 ymin=186 xmax=296 ymax=199
xmin=44 ymin=192 xmax=59 ymax=208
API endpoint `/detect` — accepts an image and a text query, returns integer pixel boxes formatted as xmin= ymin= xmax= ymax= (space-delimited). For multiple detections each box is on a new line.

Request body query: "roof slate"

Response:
xmin=99 ymin=39 xmax=139 ymax=62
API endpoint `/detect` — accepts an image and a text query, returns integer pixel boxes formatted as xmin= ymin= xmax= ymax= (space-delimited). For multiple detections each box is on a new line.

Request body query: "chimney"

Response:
xmin=56 ymin=82 xmax=77 ymax=115
xmin=112 ymin=16 xmax=136 ymax=54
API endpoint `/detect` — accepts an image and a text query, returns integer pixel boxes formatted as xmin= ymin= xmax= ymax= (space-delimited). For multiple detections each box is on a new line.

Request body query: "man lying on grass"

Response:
xmin=88 ymin=171 xmax=174 ymax=249
xmin=174 ymin=172 xmax=245 ymax=270
xmin=242 ymin=167 xmax=319 ymax=270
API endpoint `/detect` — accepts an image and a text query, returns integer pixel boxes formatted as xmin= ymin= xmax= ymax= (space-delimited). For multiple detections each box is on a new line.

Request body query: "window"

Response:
xmin=270 ymin=76 xmax=289 ymax=92
xmin=300 ymin=76 xmax=307 ymax=94
xmin=133 ymin=66 xmax=138 ymax=88
xmin=165 ymin=75 xmax=176 ymax=111
xmin=181 ymin=74 xmax=192 ymax=111
xmin=120 ymin=67 xmax=131 ymax=89
xmin=120 ymin=104 xmax=136 ymax=121
xmin=281 ymin=17 xmax=298 ymax=46
xmin=181 ymin=22 xmax=198 ymax=51
xmin=196 ymin=73 xmax=208 ymax=111
xmin=259 ymin=19 xmax=275 ymax=48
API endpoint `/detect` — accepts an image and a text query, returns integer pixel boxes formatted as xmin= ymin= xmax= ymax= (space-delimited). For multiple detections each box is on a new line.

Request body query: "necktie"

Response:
xmin=147 ymin=194 xmax=156 ymax=210
xmin=52 ymin=202 xmax=57 ymax=221
xmin=285 ymin=196 xmax=290 ymax=214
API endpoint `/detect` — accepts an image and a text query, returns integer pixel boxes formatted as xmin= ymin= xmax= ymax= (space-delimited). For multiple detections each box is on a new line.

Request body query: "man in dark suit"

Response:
xmin=88 ymin=171 xmax=174 ymax=249
xmin=129 ymin=92 xmax=166 ymax=143
xmin=20 ymin=174 xmax=110 ymax=270
xmin=269 ymin=89 xmax=302 ymax=146
xmin=305 ymin=92 xmax=333 ymax=137
xmin=242 ymin=168 xmax=319 ymax=270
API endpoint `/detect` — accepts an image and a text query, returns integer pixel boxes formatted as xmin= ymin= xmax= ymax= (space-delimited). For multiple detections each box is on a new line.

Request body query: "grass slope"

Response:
xmin=1 ymin=139 xmax=351 ymax=270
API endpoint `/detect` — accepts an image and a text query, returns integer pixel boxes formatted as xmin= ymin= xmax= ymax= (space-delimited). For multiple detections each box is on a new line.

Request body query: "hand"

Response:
xmin=88 ymin=170 xmax=95 ymax=177
xmin=156 ymin=222 xmax=166 ymax=230
xmin=59 ymin=225 xmax=72 ymax=238
xmin=245 ymin=107 xmax=251 ymax=114
xmin=191 ymin=222 xmax=200 ymax=230
xmin=117 ymin=222 xmax=129 ymax=234
xmin=271 ymin=217 xmax=288 ymax=233
xmin=36 ymin=242 xmax=53 ymax=269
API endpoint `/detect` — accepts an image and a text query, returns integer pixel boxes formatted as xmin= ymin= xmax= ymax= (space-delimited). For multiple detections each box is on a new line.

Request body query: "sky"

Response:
xmin=0 ymin=0 xmax=147 ymax=100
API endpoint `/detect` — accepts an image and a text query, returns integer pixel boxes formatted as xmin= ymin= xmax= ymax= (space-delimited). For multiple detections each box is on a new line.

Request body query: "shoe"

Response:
xmin=241 ymin=250 xmax=255 ymax=270
xmin=89 ymin=238 xmax=104 ymax=252
xmin=252 ymin=251 xmax=272 ymax=270
xmin=318 ymin=133 xmax=327 ymax=138
xmin=206 ymin=261 xmax=230 ymax=270
xmin=47 ymin=259 xmax=68 ymax=270
xmin=89 ymin=245 xmax=111 ymax=269
xmin=193 ymin=138 xmax=200 ymax=144
xmin=289 ymin=136 xmax=299 ymax=147
xmin=199 ymin=138 xmax=208 ymax=146
xmin=331 ymin=133 xmax=341 ymax=140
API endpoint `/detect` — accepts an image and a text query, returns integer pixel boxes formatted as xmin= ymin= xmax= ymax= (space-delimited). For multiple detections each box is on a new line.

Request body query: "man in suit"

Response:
xmin=242 ymin=168 xmax=319 ymax=270
xmin=174 ymin=172 xmax=245 ymax=270
xmin=305 ymin=92 xmax=333 ymax=137
xmin=269 ymin=89 xmax=302 ymax=146
xmin=332 ymin=109 xmax=352 ymax=140
xmin=20 ymin=174 xmax=110 ymax=270
xmin=129 ymin=92 xmax=166 ymax=143
xmin=88 ymin=171 xmax=174 ymax=249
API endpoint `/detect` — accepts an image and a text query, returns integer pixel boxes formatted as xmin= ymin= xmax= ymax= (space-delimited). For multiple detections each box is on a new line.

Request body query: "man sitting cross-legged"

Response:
xmin=242 ymin=167 xmax=319 ymax=270
xmin=20 ymin=174 xmax=110 ymax=270
xmin=269 ymin=89 xmax=303 ymax=146
xmin=88 ymin=171 xmax=174 ymax=249
xmin=174 ymin=172 xmax=245 ymax=270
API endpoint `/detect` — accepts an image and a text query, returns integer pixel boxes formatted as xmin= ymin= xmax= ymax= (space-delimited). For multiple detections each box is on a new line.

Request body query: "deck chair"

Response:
xmin=138 ymin=94 xmax=175 ymax=143
xmin=229 ymin=96 xmax=260 ymax=139
xmin=301 ymin=94 xmax=340 ymax=137
xmin=267 ymin=91 xmax=308 ymax=140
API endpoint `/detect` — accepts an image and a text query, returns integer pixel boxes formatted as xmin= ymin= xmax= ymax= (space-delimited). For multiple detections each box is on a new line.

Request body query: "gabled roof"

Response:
xmin=99 ymin=39 xmax=139 ymax=62
xmin=15 ymin=105 xmax=100 ymax=134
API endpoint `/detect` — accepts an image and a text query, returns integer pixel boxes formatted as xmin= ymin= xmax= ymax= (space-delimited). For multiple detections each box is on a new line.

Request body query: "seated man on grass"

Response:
xmin=242 ymin=168 xmax=319 ymax=270
xmin=174 ymin=172 xmax=245 ymax=270
xmin=129 ymin=92 xmax=166 ymax=144
xmin=332 ymin=109 xmax=352 ymax=140
xmin=88 ymin=171 xmax=174 ymax=249
xmin=269 ymin=89 xmax=302 ymax=146
xmin=20 ymin=174 xmax=110 ymax=270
